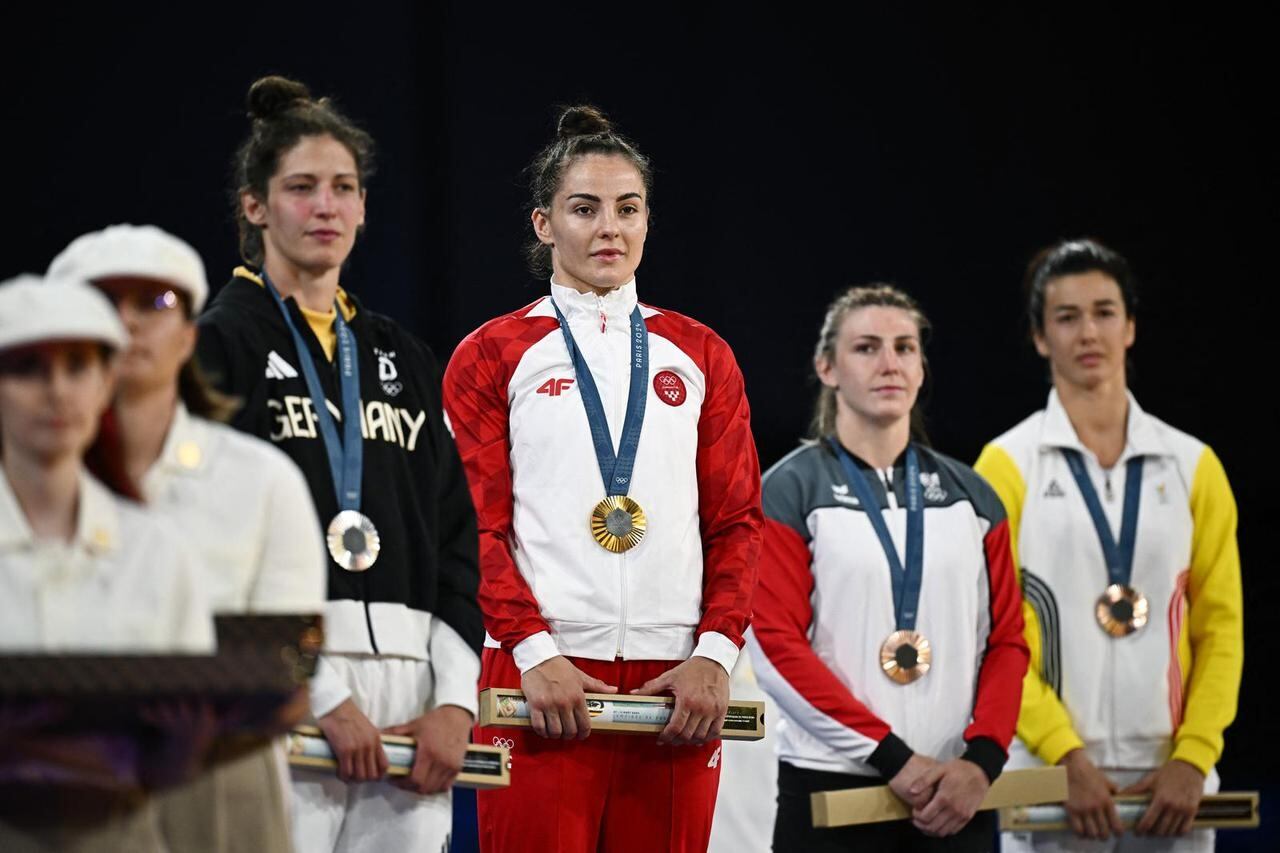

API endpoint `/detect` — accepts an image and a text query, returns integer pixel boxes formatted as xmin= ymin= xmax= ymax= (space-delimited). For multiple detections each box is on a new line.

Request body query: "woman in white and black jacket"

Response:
xmin=194 ymin=75 xmax=482 ymax=853
xmin=747 ymin=285 xmax=1028 ymax=853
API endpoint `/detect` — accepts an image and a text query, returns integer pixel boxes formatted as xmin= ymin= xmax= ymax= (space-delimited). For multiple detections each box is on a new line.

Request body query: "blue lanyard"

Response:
xmin=1061 ymin=449 xmax=1143 ymax=588
xmin=551 ymin=299 xmax=648 ymax=497
xmin=263 ymin=272 xmax=363 ymax=512
xmin=829 ymin=439 xmax=925 ymax=632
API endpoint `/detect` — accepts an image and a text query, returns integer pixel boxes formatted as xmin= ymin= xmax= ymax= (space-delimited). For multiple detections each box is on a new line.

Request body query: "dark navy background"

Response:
xmin=8 ymin=4 xmax=1273 ymax=850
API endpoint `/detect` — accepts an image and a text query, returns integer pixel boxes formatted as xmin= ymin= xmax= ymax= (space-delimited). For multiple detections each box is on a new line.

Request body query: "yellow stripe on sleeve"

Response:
xmin=1171 ymin=446 xmax=1244 ymax=775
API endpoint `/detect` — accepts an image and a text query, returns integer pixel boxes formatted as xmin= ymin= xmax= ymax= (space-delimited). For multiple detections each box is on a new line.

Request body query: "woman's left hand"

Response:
xmin=630 ymin=656 xmax=729 ymax=745
xmin=1120 ymin=759 xmax=1204 ymax=836
xmin=385 ymin=705 xmax=474 ymax=795
xmin=910 ymin=758 xmax=990 ymax=837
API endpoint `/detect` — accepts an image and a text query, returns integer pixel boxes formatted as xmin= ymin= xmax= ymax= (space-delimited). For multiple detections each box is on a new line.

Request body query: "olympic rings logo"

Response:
xmin=492 ymin=737 xmax=515 ymax=749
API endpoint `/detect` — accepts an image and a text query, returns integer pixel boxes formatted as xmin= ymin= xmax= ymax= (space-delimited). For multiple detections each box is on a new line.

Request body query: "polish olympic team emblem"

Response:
xmin=653 ymin=370 xmax=687 ymax=406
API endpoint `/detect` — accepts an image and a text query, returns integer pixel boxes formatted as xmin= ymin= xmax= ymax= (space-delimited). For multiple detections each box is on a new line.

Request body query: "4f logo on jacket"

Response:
xmin=536 ymin=378 xmax=575 ymax=396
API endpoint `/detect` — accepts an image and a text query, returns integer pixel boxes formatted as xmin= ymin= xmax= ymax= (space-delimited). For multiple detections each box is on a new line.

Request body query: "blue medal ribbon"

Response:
xmin=828 ymin=439 xmax=925 ymax=631
xmin=550 ymin=299 xmax=648 ymax=497
xmin=1061 ymin=449 xmax=1143 ymax=588
xmin=263 ymin=272 xmax=363 ymax=513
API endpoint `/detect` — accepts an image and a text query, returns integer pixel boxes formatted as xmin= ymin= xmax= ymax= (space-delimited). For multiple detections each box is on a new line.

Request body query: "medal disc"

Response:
xmin=1095 ymin=583 xmax=1148 ymax=637
xmin=880 ymin=629 xmax=931 ymax=684
xmin=327 ymin=510 xmax=381 ymax=572
xmin=590 ymin=496 xmax=647 ymax=553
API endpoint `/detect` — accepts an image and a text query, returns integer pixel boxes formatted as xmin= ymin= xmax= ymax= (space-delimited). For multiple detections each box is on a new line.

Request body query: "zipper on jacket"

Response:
xmin=617 ymin=552 xmax=628 ymax=657
xmin=1104 ymin=471 xmax=1114 ymax=502
xmin=881 ymin=467 xmax=899 ymax=510
xmin=597 ymin=294 xmax=607 ymax=334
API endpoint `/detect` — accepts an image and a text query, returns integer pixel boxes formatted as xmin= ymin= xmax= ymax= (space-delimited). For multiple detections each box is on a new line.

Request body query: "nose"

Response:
xmin=877 ymin=346 xmax=904 ymax=375
xmin=116 ymin=298 xmax=144 ymax=334
xmin=597 ymin=208 xmax=620 ymax=238
xmin=314 ymin=185 xmax=338 ymax=218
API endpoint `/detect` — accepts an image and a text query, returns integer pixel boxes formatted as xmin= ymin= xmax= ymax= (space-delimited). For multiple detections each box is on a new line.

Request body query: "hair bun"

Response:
xmin=246 ymin=75 xmax=312 ymax=120
xmin=556 ymin=105 xmax=612 ymax=139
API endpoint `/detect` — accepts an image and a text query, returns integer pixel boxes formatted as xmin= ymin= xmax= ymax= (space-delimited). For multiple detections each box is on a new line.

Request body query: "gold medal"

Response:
xmin=590 ymin=496 xmax=647 ymax=553
xmin=880 ymin=629 xmax=931 ymax=684
xmin=326 ymin=510 xmax=381 ymax=572
xmin=1095 ymin=583 xmax=1148 ymax=637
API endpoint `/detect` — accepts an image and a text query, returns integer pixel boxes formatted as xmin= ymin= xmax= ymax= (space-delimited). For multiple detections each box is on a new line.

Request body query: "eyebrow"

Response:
xmin=566 ymin=192 xmax=643 ymax=202
xmin=853 ymin=334 xmax=919 ymax=341
xmin=1053 ymin=298 xmax=1119 ymax=310
xmin=280 ymin=172 xmax=360 ymax=181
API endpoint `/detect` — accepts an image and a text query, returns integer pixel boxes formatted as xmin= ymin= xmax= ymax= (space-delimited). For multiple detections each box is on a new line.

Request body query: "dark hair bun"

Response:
xmin=556 ymin=105 xmax=612 ymax=139
xmin=246 ymin=76 xmax=312 ymax=120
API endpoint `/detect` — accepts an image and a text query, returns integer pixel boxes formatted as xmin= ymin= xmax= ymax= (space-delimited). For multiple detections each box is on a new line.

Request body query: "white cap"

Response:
xmin=0 ymin=274 xmax=129 ymax=354
xmin=47 ymin=224 xmax=209 ymax=313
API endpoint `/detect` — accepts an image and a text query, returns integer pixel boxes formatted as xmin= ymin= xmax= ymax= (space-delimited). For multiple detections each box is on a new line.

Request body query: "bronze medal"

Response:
xmin=590 ymin=495 xmax=647 ymax=553
xmin=880 ymin=629 xmax=931 ymax=684
xmin=326 ymin=510 xmax=381 ymax=572
xmin=1095 ymin=583 xmax=1148 ymax=637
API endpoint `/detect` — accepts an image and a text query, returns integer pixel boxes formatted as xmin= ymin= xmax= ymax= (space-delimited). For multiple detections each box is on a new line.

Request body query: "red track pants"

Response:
xmin=476 ymin=648 xmax=723 ymax=853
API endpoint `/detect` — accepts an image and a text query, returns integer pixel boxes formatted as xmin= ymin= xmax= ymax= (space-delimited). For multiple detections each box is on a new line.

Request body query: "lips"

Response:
xmin=592 ymin=249 xmax=623 ymax=261
xmin=308 ymin=230 xmax=341 ymax=242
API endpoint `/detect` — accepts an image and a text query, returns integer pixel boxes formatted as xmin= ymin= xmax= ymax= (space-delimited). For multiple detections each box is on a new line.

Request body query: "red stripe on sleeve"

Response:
xmin=443 ymin=306 xmax=558 ymax=650
xmin=964 ymin=517 xmax=1029 ymax=750
xmin=752 ymin=518 xmax=894 ymax=742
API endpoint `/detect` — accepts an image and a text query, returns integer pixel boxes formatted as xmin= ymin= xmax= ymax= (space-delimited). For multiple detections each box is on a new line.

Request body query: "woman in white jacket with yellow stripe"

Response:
xmin=976 ymin=239 xmax=1243 ymax=852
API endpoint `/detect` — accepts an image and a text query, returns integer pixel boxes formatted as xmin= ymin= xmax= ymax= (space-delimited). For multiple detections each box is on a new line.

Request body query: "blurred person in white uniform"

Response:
xmin=0 ymin=274 xmax=214 ymax=852
xmin=49 ymin=223 xmax=327 ymax=853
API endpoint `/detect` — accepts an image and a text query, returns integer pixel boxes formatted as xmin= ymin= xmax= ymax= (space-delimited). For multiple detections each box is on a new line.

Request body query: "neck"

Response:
xmin=554 ymin=274 xmax=627 ymax=300
xmin=264 ymin=255 xmax=340 ymax=313
xmin=3 ymin=452 xmax=80 ymax=541
xmin=114 ymin=384 xmax=179 ymax=486
xmin=833 ymin=409 xmax=910 ymax=469
xmin=1055 ymin=373 xmax=1129 ymax=467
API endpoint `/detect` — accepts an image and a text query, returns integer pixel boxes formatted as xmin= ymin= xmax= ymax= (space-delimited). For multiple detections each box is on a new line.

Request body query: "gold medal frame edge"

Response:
xmin=589 ymin=495 xmax=647 ymax=553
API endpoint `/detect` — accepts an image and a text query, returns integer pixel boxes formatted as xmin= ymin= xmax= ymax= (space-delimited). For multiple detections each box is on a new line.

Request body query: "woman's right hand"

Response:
xmin=887 ymin=753 xmax=940 ymax=809
xmin=520 ymin=656 xmax=617 ymax=740
xmin=1060 ymin=748 xmax=1124 ymax=839
xmin=317 ymin=698 xmax=388 ymax=782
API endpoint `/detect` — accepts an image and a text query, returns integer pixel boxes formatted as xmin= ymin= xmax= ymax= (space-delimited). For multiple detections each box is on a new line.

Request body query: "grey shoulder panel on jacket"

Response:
xmin=761 ymin=442 xmax=845 ymax=542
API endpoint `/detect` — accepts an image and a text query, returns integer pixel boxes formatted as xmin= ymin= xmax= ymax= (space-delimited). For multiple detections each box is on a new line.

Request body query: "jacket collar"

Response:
xmin=549 ymin=278 xmax=638 ymax=326
xmin=142 ymin=403 xmax=207 ymax=496
xmin=233 ymin=266 xmax=357 ymax=322
xmin=0 ymin=467 xmax=121 ymax=556
xmin=1039 ymin=387 xmax=1169 ymax=460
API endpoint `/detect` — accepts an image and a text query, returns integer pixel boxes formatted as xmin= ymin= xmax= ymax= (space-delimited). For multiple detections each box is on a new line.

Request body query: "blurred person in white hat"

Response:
xmin=0 ymin=274 xmax=215 ymax=852
xmin=49 ymin=224 xmax=327 ymax=853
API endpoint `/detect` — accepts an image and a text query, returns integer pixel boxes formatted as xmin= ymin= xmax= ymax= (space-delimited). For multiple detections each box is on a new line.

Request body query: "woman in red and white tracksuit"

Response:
xmin=747 ymin=285 xmax=1028 ymax=852
xmin=443 ymin=105 xmax=763 ymax=853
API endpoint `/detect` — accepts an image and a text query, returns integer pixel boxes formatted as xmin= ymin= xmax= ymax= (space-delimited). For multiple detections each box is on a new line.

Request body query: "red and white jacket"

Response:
xmin=443 ymin=281 xmax=763 ymax=675
xmin=747 ymin=441 xmax=1027 ymax=782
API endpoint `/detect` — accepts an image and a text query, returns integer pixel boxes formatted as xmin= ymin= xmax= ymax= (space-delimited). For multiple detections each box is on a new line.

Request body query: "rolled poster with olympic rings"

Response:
xmin=286 ymin=725 xmax=510 ymax=789
xmin=478 ymin=688 xmax=765 ymax=741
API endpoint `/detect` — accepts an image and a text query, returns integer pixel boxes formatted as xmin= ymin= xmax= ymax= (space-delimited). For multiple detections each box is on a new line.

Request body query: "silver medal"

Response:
xmin=327 ymin=510 xmax=381 ymax=572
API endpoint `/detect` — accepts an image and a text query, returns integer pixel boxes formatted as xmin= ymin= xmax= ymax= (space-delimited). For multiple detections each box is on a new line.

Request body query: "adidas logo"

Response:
xmin=265 ymin=350 xmax=299 ymax=380
xmin=1043 ymin=479 xmax=1065 ymax=498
